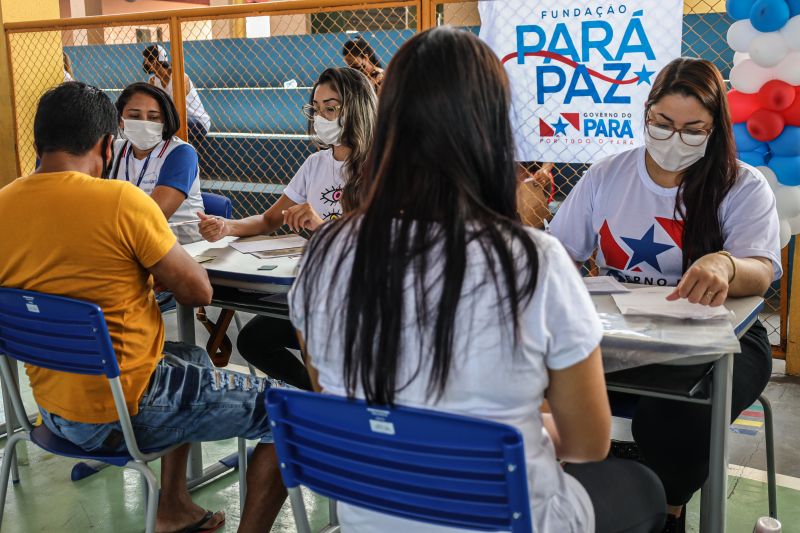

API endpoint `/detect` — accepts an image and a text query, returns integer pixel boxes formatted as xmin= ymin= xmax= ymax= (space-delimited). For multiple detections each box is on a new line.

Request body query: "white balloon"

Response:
xmin=781 ymin=15 xmax=800 ymax=51
xmin=730 ymin=59 xmax=768 ymax=93
xmin=751 ymin=33 xmax=790 ymax=67
xmin=780 ymin=219 xmax=792 ymax=248
xmin=759 ymin=165 xmax=800 ymax=220
xmin=733 ymin=51 xmax=751 ymax=66
xmin=787 ymin=213 xmax=800 ymax=234
xmin=730 ymin=52 xmax=800 ymax=93
xmin=759 ymin=166 xmax=778 ymax=189
xmin=728 ymin=20 xmax=759 ymax=52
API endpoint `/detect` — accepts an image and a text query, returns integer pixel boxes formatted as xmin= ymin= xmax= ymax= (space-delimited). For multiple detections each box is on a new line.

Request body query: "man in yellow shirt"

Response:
xmin=0 ymin=82 xmax=286 ymax=533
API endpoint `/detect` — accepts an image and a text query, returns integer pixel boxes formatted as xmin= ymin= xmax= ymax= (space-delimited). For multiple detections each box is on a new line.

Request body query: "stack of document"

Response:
xmin=583 ymin=276 xmax=631 ymax=294
xmin=611 ymin=286 xmax=732 ymax=320
xmin=230 ymin=235 xmax=307 ymax=258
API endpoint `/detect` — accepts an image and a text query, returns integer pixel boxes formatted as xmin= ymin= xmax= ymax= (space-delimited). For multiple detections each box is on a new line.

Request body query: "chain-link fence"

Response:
xmin=2 ymin=0 xmax=788 ymax=354
xmin=178 ymin=5 xmax=417 ymax=220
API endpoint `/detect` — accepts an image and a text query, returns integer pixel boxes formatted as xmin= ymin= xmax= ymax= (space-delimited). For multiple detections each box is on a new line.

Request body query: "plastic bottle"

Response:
xmin=753 ymin=517 xmax=782 ymax=533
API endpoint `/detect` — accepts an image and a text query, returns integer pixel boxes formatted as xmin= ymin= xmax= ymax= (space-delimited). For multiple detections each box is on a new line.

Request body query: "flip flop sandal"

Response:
xmin=195 ymin=307 xmax=234 ymax=367
xmin=168 ymin=510 xmax=225 ymax=533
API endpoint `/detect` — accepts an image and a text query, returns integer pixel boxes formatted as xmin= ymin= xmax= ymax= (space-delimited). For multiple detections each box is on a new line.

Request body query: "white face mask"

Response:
xmin=644 ymin=124 xmax=709 ymax=172
xmin=313 ymin=115 xmax=343 ymax=146
xmin=122 ymin=118 xmax=164 ymax=151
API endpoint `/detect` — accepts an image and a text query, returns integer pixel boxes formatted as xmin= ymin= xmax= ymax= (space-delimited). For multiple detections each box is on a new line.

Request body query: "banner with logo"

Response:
xmin=479 ymin=0 xmax=683 ymax=163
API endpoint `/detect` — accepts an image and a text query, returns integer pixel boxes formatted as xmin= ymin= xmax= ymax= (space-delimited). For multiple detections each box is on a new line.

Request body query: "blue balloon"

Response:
xmin=771 ymin=126 xmax=800 ymax=156
xmin=727 ymin=0 xmax=757 ymax=19
xmin=739 ymin=150 xmax=769 ymax=167
xmin=788 ymin=0 xmax=800 ymax=16
xmin=771 ymin=156 xmax=800 ymax=186
xmin=750 ymin=0 xmax=791 ymax=32
xmin=734 ymin=123 xmax=766 ymax=151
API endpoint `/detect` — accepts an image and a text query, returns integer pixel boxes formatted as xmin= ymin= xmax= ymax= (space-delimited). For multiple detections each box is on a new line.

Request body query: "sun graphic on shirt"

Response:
xmin=322 ymin=209 xmax=342 ymax=221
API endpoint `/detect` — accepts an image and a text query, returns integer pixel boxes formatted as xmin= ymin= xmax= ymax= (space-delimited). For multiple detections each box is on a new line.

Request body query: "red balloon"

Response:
xmin=728 ymin=90 xmax=761 ymax=123
xmin=747 ymin=109 xmax=785 ymax=142
xmin=758 ymin=80 xmax=796 ymax=111
xmin=784 ymin=87 xmax=800 ymax=127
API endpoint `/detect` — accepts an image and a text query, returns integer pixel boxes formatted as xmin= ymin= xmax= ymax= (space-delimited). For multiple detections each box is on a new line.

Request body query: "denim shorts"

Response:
xmin=39 ymin=342 xmax=283 ymax=453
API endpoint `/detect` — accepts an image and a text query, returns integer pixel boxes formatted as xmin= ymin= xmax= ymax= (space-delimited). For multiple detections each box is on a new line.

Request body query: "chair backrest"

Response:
xmin=266 ymin=388 xmax=533 ymax=533
xmin=0 ymin=288 xmax=148 ymax=459
xmin=0 ymin=288 xmax=119 ymax=377
xmin=201 ymin=192 xmax=233 ymax=218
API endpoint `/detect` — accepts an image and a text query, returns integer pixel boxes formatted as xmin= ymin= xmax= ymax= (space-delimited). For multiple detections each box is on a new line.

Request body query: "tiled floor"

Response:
xmin=0 ymin=308 xmax=798 ymax=532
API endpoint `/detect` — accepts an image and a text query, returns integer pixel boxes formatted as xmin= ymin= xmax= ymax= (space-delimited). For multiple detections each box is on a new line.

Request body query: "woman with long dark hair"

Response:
xmin=550 ymin=58 xmax=781 ymax=532
xmin=199 ymin=67 xmax=377 ymax=387
xmin=342 ymin=37 xmax=384 ymax=91
xmin=289 ymin=27 xmax=666 ymax=533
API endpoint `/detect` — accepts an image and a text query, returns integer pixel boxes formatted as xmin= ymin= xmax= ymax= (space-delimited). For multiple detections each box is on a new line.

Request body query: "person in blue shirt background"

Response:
xmin=111 ymin=82 xmax=205 ymax=245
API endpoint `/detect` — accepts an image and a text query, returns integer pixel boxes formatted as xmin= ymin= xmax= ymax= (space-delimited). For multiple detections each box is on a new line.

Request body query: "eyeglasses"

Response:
xmin=645 ymin=120 xmax=712 ymax=147
xmin=302 ymin=103 xmax=342 ymax=120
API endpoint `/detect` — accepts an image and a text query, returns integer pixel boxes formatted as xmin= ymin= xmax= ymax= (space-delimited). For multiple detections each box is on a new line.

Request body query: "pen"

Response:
xmin=168 ymin=219 xmax=202 ymax=228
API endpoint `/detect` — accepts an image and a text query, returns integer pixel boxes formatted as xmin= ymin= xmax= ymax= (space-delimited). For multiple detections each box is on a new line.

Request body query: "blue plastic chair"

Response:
xmin=0 ymin=288 xmax=181 ymax=533
xmin=266 ymin=388 xmax=533 ymax=533
xmin=201 ymin=191 xmax=233 ymax=218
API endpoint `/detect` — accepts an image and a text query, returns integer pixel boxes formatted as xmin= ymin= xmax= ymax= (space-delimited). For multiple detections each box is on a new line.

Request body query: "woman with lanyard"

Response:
xmin=199 ymin=67 xmax=377 ymax=388
xmin=142 ymin=45 xmax=212 ymax=147
xmin=112 ymin=82 xmax=205 ymax=245
xmin=549 ymin=58 xmax=781 ymax=533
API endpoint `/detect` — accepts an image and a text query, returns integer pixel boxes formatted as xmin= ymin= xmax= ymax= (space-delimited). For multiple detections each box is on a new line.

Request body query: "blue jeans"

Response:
xmin=40 ymin=342 xmax=281 ymax=453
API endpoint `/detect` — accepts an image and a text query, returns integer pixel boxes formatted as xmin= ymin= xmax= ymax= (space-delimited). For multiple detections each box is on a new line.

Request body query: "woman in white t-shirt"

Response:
xmin=199 ymin=67 xmax=377 ymax=388
xmin=288 ymin=27 xmax=666 ymax=533
xmin=549 ymin=58 xmax=781 ymax=533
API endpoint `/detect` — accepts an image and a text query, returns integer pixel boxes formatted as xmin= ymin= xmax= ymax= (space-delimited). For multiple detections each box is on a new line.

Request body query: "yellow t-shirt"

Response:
xmin=0 ymin=172 xmax=177 ymax=423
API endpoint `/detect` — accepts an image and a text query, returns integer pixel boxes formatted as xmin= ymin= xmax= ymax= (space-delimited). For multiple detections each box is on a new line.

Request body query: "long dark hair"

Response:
xmin=342 ymin=37 xmax=382 ymax=69
xmin=646 ymin=58 xmax=738 ymax=271
xmin=300 ymin=27 xmax=539 ymax=405
xmin=307 ymin=67 xmax=377 ymax=212
xmin=116 ymin=82 xmax=180 ymax=140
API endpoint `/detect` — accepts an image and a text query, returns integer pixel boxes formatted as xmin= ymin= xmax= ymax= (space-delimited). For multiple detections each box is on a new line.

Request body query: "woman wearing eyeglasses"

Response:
xmin=549 ymin=58 xmax=781 ymax=533
xmin=199 ymin=67 xmax=377 ymax=388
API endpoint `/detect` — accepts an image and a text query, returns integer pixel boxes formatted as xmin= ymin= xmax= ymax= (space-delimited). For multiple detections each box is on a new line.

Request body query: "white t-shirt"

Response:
xmin=111 ymin=138 xmax=205 ymax=244
xmin=283 ymin=149 xmax=344 ymax=221
xmin=288 ymin=224 xmax=603 ymax=533
xmin=150 ymin=75 xmax=212 ymax=132
xmin=549 ymin=146 xmax=782 ymax=285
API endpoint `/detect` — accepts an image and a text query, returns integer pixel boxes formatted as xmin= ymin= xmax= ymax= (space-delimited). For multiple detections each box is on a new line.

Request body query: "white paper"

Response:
xmin=611 ymin=287 xmax=733 ymax=320
xmin=583 ymin=276 xmax=631 ymax=294
xmin=229 ymin=235 xmax=307 ymax=254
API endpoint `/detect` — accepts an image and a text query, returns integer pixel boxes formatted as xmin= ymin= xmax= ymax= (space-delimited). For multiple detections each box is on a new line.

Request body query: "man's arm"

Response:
xmin=147 ymin=242 xmax=212 ymax=306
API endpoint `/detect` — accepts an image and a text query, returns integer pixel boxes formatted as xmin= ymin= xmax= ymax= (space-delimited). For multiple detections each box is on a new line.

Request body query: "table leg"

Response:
xmin=177 ymin=303 xmax=243 ymax=488
xmin=176 ymin=304 xmax=205 ymax=481
xmin=699 ymin=353 xmax=733 ymax=533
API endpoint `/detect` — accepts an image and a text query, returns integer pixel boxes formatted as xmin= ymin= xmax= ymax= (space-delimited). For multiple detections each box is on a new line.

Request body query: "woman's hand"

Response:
xmin=667 ymin=252 xmax=733 ymax=307
xmin=198 ymin=212 xmax=228 ymax=242
xmin=282 ymin=203 xmax=325 ymax=232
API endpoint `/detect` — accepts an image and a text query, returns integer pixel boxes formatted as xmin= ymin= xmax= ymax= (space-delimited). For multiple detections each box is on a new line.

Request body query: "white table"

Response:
xmin=179 ymin=238 xmax=298 ymax=488
xmin=595 ymin=287 xmax=763 ymax=533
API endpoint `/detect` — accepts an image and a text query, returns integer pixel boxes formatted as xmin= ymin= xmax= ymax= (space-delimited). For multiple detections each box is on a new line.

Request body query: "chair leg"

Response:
xmin=237 ymin=438 xmax=247 ymax=511
xmin=127 ymin=461 xmax=160 ymax=533
xmin=758 ymin=395 xmax=778 ymax=519
xmin=289 ymin=486 xmax=313 ymax=533
xmin=0 ymin=432 xmax=30 ymax=529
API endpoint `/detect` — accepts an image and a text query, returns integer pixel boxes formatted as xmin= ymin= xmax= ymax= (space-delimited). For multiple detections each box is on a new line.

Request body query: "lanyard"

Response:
xmin=124 ymin=143 xmax=154 ymax=188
